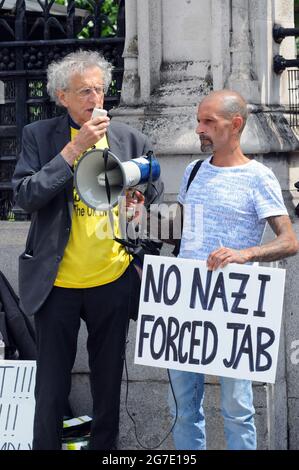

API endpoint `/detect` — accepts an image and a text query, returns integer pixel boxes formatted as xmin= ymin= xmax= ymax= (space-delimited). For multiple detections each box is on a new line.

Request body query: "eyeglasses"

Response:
xmin=70 ymin=85 xmax=105 ymax=98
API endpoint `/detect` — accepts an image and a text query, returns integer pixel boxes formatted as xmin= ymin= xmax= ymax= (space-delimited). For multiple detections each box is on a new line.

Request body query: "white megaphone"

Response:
xmin=74 ymin=148 xmax=160 ymax=211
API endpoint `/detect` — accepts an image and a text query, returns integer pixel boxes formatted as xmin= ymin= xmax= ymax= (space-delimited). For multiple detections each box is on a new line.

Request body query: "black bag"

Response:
xmin=0 ymin=270 xmax=36 ymax=359
xmin=172 ymin=160 xmax=203 ymax=257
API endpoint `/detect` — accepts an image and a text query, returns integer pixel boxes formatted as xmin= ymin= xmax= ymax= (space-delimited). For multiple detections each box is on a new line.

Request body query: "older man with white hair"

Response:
xmin=12 ymin=50 xmax=163 ymax=450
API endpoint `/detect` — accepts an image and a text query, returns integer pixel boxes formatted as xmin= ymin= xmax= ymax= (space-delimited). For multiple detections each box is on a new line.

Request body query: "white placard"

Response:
xmin=134 ymin=256 xmax=286 ymax=383
xmin=0 ymin=360 xmax=36 ymax=450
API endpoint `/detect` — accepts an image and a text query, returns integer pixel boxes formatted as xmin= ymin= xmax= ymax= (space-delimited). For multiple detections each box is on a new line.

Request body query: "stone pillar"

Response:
xmin=121 ymin=0 xmax=211 ymax=108
xmin=137 ymin=0 xmax=162 ymax=102
xmin=285 ymin=233 xmax=299 ymax=449
xmin=160 ymin=0 xmax=211 ymax=84
xmin=210 ymin=0 xmax=231 ymax=91
xmin=121 ymin=0 xmax=139 ymax=105
xmin=121 ymin=0 xmax=162 ymax=105
xmin=226 ymin=0 xmax=260 ymax=102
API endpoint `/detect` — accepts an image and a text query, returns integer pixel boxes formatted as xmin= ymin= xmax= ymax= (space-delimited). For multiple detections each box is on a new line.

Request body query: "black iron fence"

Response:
xmin=0 ymin=0 xmax=125 ymax=220
xmin=288 ymin=69 xmax=299 ymax=128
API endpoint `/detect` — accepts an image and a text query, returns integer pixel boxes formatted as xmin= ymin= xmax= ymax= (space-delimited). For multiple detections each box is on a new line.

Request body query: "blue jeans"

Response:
xmin=168 ymin=370 xmax=256 ymax=450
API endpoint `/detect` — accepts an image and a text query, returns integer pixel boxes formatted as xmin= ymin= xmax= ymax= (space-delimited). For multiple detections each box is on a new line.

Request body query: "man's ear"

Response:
xmin=56 ymin=90 xmax=68 ymax=108
xmin=232 ymin=115 xmax=243 ymax=135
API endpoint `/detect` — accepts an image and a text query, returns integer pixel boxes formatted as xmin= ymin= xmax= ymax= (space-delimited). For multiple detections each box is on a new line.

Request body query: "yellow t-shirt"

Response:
xmin=54 ymin=128 xmax=130 ymax=288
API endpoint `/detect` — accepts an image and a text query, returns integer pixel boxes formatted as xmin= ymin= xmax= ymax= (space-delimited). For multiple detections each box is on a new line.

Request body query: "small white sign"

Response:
xmin=134 ymin=256 xmax=285 ymax=383
xmin=0 ymin=360 xmax=36 ymax=450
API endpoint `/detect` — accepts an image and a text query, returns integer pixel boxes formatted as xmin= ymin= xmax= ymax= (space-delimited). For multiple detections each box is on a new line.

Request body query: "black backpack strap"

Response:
xmin=172 ymin=159 xmax=203 ymax=257
xmin=186 ymin=159 xmax=203 ymax=191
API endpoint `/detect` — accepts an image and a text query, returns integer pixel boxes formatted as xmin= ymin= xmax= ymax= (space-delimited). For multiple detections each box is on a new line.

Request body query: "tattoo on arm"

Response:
xmin=249 ymin=215 xmax=299 ymax=262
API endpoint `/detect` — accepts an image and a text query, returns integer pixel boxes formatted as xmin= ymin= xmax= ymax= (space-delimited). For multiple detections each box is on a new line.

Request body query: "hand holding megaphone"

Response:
xmin=60 ymin=109 xmax=109 ymax=166
xmin=125 ymin=189 xmax=145 ymax=221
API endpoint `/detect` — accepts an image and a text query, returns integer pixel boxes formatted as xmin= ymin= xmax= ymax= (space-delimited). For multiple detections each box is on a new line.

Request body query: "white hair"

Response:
xmin=47 ymin=49 xmax=112 ymax=105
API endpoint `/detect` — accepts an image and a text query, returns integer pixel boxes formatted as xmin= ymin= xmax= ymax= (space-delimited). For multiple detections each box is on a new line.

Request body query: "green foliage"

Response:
xmin=101 ymin=0 xmax=119 ymax=37
xmin=54 ymin=0 xmax=119 ymax=38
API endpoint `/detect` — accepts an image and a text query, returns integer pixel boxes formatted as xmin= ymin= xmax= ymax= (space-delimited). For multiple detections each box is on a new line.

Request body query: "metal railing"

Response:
xmin=288 ymin=69 xmax=299 ymax=128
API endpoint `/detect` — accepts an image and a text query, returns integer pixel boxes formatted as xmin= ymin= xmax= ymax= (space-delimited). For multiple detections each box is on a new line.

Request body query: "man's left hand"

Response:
xmin=207 ymin=246 xmax=250 ymax=271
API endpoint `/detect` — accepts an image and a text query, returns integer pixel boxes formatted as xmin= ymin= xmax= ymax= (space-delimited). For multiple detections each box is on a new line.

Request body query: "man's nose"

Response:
xmin=196 ymin=123 xmax=204 ymax=134
xmin=88 ymin=95 xmax=101 ymax=108
xmin=87 ymin=94 xmax=97 ymax=104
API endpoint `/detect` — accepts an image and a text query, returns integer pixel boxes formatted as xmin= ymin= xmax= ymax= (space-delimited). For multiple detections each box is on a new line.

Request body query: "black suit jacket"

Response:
xmin=12 ymin=114 xmax=163 ymax=316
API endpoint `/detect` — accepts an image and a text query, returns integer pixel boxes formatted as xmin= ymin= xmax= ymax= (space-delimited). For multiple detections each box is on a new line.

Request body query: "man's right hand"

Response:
xmin=60 ymin=115 xmax=110 ymax=166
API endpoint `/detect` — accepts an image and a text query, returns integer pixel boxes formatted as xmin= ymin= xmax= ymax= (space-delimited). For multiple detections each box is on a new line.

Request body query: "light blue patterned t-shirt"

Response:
xmin=178 ymin=157 xmax=288 ymax=260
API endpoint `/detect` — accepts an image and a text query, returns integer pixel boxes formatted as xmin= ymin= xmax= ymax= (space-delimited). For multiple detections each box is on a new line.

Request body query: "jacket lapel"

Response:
xmin=107 ymin=123 xmax=124 ymax=160
xmin=53 ymin=114 xmax=70 ymax=154
xmin=54 ymin=114 xmax=73 ymax=220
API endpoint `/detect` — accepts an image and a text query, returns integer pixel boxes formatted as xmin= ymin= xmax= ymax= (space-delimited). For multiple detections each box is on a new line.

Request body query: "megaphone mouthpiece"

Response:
xmin=98 ymin=167 xmax=123 ymax=186
xmin=98 ymin=160 xmax=143 ymax=188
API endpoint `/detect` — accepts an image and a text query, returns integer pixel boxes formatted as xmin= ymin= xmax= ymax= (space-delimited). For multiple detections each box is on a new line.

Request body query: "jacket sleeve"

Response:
xmin=12 ymin=125 xmax=74 ymax=214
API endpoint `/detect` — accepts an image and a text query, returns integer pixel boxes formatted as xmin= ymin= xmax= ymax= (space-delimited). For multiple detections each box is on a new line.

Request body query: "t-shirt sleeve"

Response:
xmin=177 ymin=161 xmax=198 ymax=204
xmin=253 ymin=168 xmax=288 ymax=220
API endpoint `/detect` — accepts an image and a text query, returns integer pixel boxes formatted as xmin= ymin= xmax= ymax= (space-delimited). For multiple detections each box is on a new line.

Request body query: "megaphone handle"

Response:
xmin=103 ymin=148 xmax=111 ymax=205
xmin=101 ymin=148 xmax=144 ymax=252
xmin=144 ymin=151 xmax=154 ymax=204
xmin=102 ymin=149 xmax=137 ymax=251
xmin=103 ymin=148 xmax=120 ymax=243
